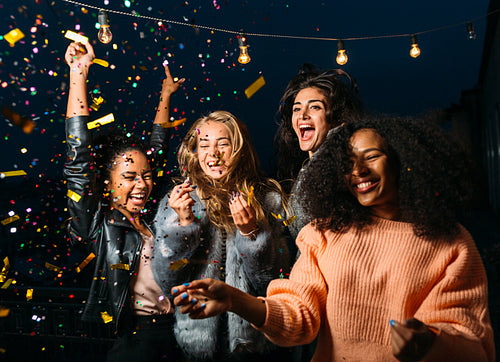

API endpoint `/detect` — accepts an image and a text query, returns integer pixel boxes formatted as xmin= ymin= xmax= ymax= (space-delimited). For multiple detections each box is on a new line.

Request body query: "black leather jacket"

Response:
xmin=64 ymin=115 xmax=168 ymax=333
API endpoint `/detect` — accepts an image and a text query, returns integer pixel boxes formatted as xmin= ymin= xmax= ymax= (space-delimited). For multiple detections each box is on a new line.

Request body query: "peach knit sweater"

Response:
xmin=258 ymin=218 xmax=495 ymax=361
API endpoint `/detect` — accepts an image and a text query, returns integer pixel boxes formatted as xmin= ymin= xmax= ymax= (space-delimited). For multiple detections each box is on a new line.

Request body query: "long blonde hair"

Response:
xmin=177 ymin=110 xmax=287 ymax=233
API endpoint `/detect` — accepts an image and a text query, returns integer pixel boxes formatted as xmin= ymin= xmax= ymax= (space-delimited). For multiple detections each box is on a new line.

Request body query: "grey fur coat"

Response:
xmin=152 ymin=190 xmax=290 ymax=359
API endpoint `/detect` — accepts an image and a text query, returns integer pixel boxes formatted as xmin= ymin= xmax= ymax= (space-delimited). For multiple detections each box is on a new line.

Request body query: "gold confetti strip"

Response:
xmin=90 ymin=96 xmax=105 ymax=111
xmin=45 ymin=262 xmax=62 ymax=272
xmin=67 ymin=189 xmax=81 ymax=202
xmin=247 ymin=185 xmax=254 ymax=207
xmin=100 ymin=311 xmax=113 ymax=324
xmin=244 ymin=75 xmax=266 ymax=99
xmin=160 ymin=118 xmax=187 ymax=129
xmin=0 ymin=306 xmax=10 ymax=318
xmin=76 ymin=252 xmax=95 ymax=273
xmin=87 ymin=113 xmax=115 ymax=129
xmin=168 ymin=259 xmax=188 ymax=271
xmin=110 ymin=263 xmax=130 ymax=271
xmin=93 ymin=58 xmax=109 ymax=67
xmin=1 ymin=215 xmax=20 ymax=226
xmin=4 ymin=28 xmax=25 ymax=46
xmin=0 ymin=257 xmax=10 ymax=283
xmin=26 ymin=288 xmax=33 ymax=301
xmin=271 ymin=212 xmax=282 ymax=220
xmin=157 ymin=170 xmax=164 ymax=177
xmin=1 ymin=279 xmax=12 ymax=289
xmin=64 ymin=30 xmax=88 ymax=44
xmin=282 ymin=215 xmax=296 ymax=226
xmin=0 ymin=170 xmax=27 ymax=177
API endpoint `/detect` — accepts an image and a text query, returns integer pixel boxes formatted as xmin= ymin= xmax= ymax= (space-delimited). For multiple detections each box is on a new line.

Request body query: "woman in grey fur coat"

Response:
xmin=152 ymin=110 xmax=292 ymax=361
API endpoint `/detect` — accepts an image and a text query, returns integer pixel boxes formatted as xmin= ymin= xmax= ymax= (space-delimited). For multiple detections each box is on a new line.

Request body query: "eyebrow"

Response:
xmin=199 ymin=137 xmax=231 ymax=142
xmin=352 ymin=147 xmax=385 ymax=154
xmin=293 ymin=99 xmax=326 ymax=106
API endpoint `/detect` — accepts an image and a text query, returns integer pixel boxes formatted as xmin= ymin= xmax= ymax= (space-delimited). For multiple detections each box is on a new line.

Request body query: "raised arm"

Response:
xmin=153 ymin=65 xmax=185 ymax=125
xmin=65 ymin=41 xmax=95 ymax=118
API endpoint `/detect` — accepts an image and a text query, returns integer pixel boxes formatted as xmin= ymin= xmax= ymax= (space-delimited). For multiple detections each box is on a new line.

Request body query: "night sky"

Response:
xmin=0 ymin=0 xmax=489 ymax=180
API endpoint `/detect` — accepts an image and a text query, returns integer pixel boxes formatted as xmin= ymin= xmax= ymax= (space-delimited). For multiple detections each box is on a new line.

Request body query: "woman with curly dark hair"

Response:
xmin=274 ymin=64 xmax=364 ymax=244
xmin=171 ymin=115 xmax=495 ymax=361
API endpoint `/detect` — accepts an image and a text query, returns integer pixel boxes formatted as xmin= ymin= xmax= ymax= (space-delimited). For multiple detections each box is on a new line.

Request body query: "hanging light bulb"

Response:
xmin=409 ymin=35 xmax=421 ymax=58
xmin=97 ymin=10 xmax=113 ymax=44
xmin=336 ymin=39 xmax=348 ymax=65
xmin=466 ymin=22 xmax=477 ymax=40
xmin=238 ymin=34 xmax=251 ymax=64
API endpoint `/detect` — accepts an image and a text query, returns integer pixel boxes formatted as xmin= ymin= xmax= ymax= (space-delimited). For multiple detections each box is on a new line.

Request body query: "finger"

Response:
xmin=403 ymin=318 xmax=424 ymax=330
xmin=390 ymin=320 xmax=413 ymax=341
xmin=84 ymin=41 xmax=95 ymax=58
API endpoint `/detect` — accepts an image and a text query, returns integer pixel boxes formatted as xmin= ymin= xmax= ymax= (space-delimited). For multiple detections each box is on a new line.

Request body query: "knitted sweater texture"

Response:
xmin=258 ymin=217 xmax=495 ymax=362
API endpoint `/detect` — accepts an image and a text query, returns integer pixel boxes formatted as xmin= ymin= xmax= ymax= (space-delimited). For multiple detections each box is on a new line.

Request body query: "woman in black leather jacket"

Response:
xmin=63 ymin=40 xmax=184 ymax=361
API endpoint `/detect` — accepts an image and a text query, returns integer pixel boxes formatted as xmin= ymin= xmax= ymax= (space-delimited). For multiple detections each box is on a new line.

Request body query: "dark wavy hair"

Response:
xmin=274 ymin=64 xmax=364 ymax=184
xmin=92 ymin=130 xmax=150 ymax=197
xmin=298 ymin=115 xmax=477 ymax=240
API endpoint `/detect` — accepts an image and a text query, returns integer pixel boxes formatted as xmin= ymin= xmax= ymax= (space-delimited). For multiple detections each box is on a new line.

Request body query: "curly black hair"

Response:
xmin=92 ymin=130 xmax=149 ymax=197
xmin=274 ymin=63 xmax=364 ymax=185
xmin=298 ymin=115 xmax=477 ymax=240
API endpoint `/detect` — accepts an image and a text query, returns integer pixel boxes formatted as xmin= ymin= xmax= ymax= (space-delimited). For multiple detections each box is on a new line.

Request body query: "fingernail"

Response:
xmin=173 ymin=288 xmax=178 ymax=294
xmin=389 ymin=319 xmax=395 ymax=327
xmin=181 ymin=292 xmax=188 ymax=299
xmin=192 ymin=298 xmax=197 ymax=304
xmin=201 ymin=303 xmax=206 ymax=308
xmin=183 ymin=282 xmax=190 ymax=286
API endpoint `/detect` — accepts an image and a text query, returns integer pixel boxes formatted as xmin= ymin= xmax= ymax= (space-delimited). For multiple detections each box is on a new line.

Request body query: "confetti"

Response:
xmin=100 ymin=311 xmax=113 ymax=324
xmin=26 ymin=288 xmax=33 ymax=301
xmin=0 ymin=170 xmax=27 ymax=178
xmin=87 ymin=113 xmax=115 ymax=129
xmin=64 ymin=30 xmax=88 ymax=44
xmin=271 ymin=213 xmax=296 ymax=226
xmin=0 ymin=257 xmax=10 ymax=283
xmin=244 ymin=76 xmax=266 ymax=99
xmin=93 ymin=58 xmax=109 ymax=67
xmin=67 ymin=190 xmax=82 ymax=202
xmin=45 ymin=262 xmax=62 ymax=272
xmin=1 ymin=215 xmax=20 ymax=226
xmin=76 ymin=253 xmax=95 ymax=273
xmin=0 ymin=307 xmax=10 ymax=318
xmin=2 ymin=106 xmax=36 ymax=134
xmin=1 ymin=279 xmax=12 ymax=289
xmin=247 ymin=185 xmax=254 ymax=206
xmin=3 ymin=28 xmax=25 ymax=46
xmin=90 ymin=96 xmax=105 ymax=111
xmin=160 ymin=118 xmax=187 ymax=129
xmin=110 ymin=263 xmax=130 ymax=270
xmin=169 ymin=258 xmax=188 ymax=271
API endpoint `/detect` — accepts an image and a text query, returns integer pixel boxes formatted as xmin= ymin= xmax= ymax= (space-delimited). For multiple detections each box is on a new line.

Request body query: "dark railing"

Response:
xmin=0 ymin=286 xmax=115 ymax=362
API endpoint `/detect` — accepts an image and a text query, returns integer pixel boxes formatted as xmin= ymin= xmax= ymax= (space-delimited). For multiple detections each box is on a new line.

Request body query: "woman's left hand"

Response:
xmin=229 ymin=192 xmax=258 ymax=236
xmin=390 ymin=318 xmax=436 ymax=362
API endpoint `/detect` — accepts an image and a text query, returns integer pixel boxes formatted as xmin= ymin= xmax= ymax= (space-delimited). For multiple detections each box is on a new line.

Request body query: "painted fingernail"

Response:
xmin=192 ymin=298 xmax=197 ymax=304
xmin=201 ymin=303 xmax=206 ymax=308
xmin=173 ymin=288 xmax=178 ymax=294
xmin=389 ymin=319 xmax=395 ymax=327
xmin=181 ymin=292 xmax=188 ymax=299
xmin=183 ymin=282 xmax=190 ymax=286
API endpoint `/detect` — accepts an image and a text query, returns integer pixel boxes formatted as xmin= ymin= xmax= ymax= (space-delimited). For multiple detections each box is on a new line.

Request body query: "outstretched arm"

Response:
xmin=65 ymin=41 xmax=95 ymax=118
xmin=153 ymin=64 xmax=185 ymax=125
xmin=172 ymin=278 xmax=267 ymax=327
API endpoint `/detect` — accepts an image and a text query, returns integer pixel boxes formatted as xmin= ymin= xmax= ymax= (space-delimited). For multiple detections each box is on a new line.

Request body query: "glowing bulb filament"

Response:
xmin=98 ymin=10 xmax=113 ymax=44
xmin=409 ymin=35 xmax=421 ymax=58
xmin=336 ymin=40 xmax=348 ymax=65
xmin=238 ymin=34 xmax=251 ymax=64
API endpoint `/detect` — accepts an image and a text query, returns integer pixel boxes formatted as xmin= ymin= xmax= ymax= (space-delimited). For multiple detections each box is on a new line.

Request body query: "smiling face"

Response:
xmin=292 ymin=87 xmax=331 ymax=157
xmin=107 ymin=150 xmax=153 ymax=215
xmin=346 ymin=129 xmax=399 ymax=220
xmin=197 ymin=120 xmax=233 ymax=180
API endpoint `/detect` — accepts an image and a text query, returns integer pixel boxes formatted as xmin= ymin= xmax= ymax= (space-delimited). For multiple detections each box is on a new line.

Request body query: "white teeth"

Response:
xmin=357 ymin=182 xmax=372 ymax=189
xmin=208 ymin=161 xmax=215 ymax=167
xmin=130 ymin=194 xmax=145 ymax=199
xmin=299 ymin=125 xmax=313 ymax=129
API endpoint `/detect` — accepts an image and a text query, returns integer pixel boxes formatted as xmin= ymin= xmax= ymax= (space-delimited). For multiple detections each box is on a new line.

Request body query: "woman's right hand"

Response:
xmin=169 ymin=179 xmax=195 ymax=226
xmin=65 ymin=41 xmax=95 ymax=71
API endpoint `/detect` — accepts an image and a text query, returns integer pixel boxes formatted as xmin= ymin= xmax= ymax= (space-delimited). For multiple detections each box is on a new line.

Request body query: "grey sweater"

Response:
xmin=151 ymin=190 xmax=290 ymax=359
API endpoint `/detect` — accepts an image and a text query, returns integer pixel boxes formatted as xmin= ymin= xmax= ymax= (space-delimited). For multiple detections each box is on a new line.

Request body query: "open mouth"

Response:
xmin=128 ymin=193 xmax=146 ymax=205
xmin=354 ymin=180 xmax=379 ymax=193
xmin=299 ymin=124 xmax=315 ymax=139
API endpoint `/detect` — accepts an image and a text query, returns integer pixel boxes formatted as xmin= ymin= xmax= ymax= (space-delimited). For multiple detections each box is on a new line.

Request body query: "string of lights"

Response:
xmin=60 ymin=0 xmax=500 ymax=65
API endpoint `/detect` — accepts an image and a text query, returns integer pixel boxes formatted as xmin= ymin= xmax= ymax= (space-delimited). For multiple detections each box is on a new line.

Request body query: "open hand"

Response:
xmin=229 ymin=192 xmax=258 ymax=236
xmin=391 ymin=318 xmax=436 ymax=362
xmin=65 ymin=41 xmax=95 ymax=69
xmin=161 ymin=65 xmax=185 ymax=96
xmin=172 ymin=278 xmax=232 ymax=319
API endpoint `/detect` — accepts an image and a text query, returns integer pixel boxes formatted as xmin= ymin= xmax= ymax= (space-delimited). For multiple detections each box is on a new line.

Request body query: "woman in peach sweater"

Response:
xmin=171 ymin=116 xmax=495 ymax=361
